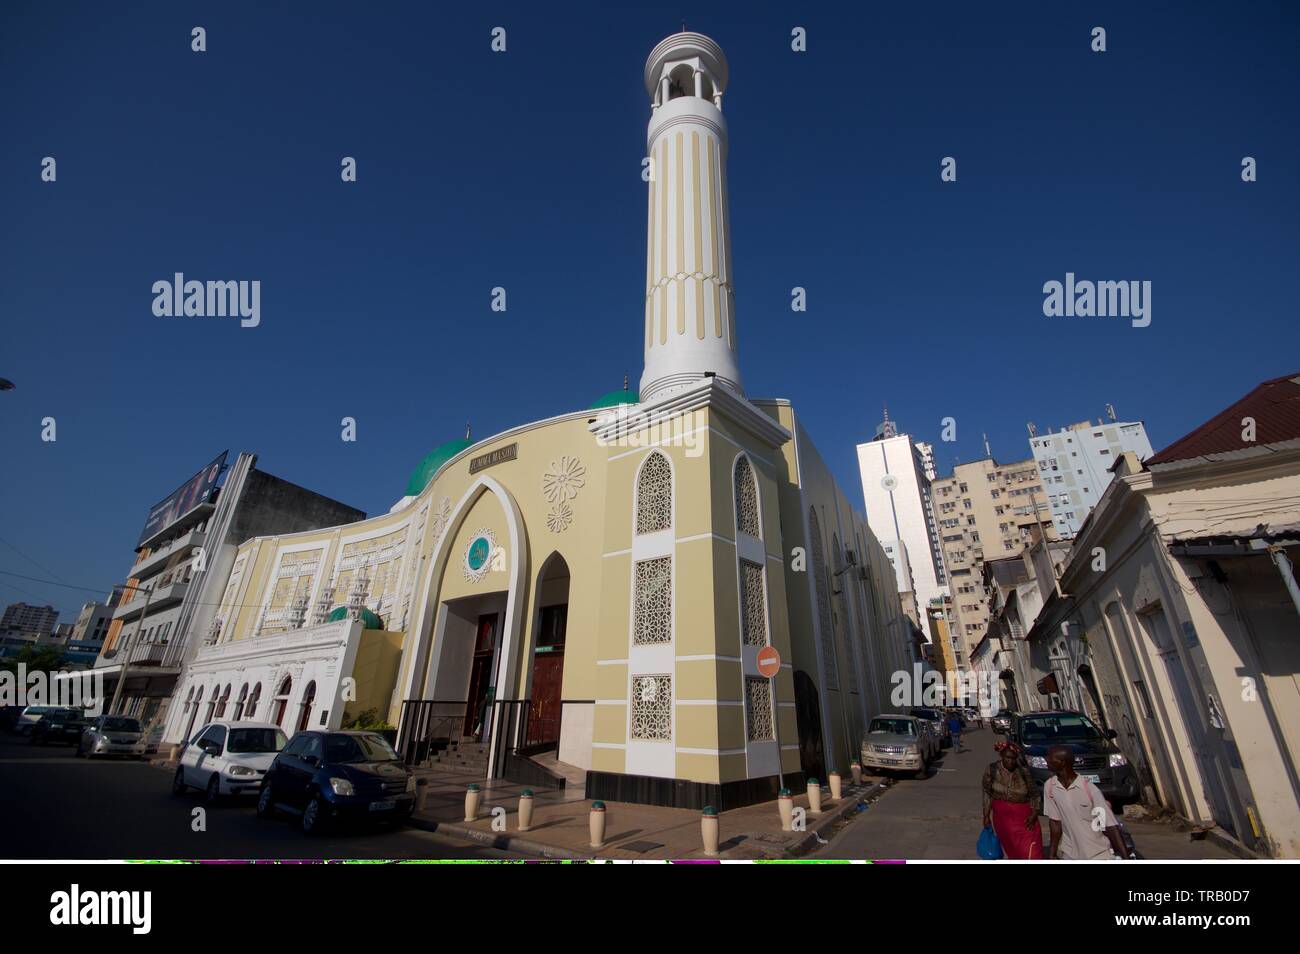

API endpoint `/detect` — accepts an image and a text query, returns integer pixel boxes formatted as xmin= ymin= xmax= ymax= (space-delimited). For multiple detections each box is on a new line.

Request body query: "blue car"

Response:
xmin=256 ymin=730 xmax=416 ymax=834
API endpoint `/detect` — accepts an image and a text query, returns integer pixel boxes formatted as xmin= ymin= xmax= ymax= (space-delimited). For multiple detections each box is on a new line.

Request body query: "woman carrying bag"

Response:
xmin=981 ymin=740 xmax=1044 ymax=859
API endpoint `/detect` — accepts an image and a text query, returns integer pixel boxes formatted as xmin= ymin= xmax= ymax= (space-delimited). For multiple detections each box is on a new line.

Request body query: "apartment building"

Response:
xmin=857 ymin=415 xmax=949 ymax=640
xmin=1029 ymin=414 xmax=1154 ymax=538
xmin=931 ymin=457 xmax=1057 ymax=665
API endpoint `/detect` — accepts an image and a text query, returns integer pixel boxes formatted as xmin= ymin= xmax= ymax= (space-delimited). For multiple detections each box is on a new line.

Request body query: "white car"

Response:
xmin=172 ymin=721 xmax=288 ymax=801
xmin=14 ymin=705 xmax=80 ymax=736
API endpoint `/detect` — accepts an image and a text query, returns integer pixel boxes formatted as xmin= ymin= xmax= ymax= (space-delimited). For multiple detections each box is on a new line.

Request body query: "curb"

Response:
xmin=758 ymin=780 xmax=891 ymax=859
xmin=407 ymin=779 xmax=892 ymax=861
xmin=406 ymin=815 xmax=587 ymax=860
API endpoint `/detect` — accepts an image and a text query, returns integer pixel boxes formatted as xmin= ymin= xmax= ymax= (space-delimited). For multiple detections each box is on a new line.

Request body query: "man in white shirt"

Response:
xmin=1044 ymin=745 xmax=1130 ymax=860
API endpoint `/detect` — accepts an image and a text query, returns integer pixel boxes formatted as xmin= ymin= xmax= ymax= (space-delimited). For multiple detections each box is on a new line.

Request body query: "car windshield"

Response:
xmin=867 ymin=718 xmax=916 ymax=736
xmin=909 ymin=708 xmax=941 ymax=721
xmin=102 ymin=717 xmax=140 ymax=733
xmin=324 ymin=733 xmax=400 ymax=764
xmin=1018 ymin=713 xmax=1104 ymax=743
xmin=227 ymin=728 xmax=287 ymax=754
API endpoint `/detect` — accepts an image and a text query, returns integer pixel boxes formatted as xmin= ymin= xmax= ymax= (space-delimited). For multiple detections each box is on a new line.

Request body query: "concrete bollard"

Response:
xmin=589 ymin=801 xmax=607 ymax=848
xmin=701 ymin=805 xmax=720 ymax=855
xmin=828 ymin=771 xmax=842 ymax=801
xmin=807 ymin=778 xmax=823 ymax=815
xmin=464 ymin=783 xmax=482 ymax=822
xmin=850 ymin=761 xmax=862 ymax=786
xmin=518 ymin=789 xmax=534 ymax=831
xmin=415 ymin=777 xmax=430 ymax=812
xmin=778 ymin=788 xmax=794 ymax=831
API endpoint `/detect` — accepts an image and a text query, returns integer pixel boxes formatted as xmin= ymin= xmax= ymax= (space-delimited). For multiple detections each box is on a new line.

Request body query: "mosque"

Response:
xmin=162 ymin=31 xmax=920 ymax=809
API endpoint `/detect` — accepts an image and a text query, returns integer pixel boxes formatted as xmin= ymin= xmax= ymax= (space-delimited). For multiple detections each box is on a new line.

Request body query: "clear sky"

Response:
xmin=2 ymin=1 xmax=1297 ymax=621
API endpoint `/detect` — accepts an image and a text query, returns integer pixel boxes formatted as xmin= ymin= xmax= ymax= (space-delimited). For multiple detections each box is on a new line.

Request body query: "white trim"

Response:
xmin=596 ymin=699 xmax=629 ymax=705
xmin=676 ymin=531 xmax=733 ymax=545
xmin=676 ymin=654 xmax=740 ymax=662
xmin=592 ymin=741 xmax=626 ymax=749
xmin=677 ymin=699 xmax=742 ymax=706
xmin=597 ymin=658 xmax=629 ymax=666
xmin=677 ymin=747 xmax=746 ymax=756
xmin=602 ymin=548 xmax=632 ymax=559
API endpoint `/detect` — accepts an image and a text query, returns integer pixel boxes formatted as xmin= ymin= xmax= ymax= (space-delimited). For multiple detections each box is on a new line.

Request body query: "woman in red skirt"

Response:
xmin=982 ymin=740 xmax=1044 ymax=859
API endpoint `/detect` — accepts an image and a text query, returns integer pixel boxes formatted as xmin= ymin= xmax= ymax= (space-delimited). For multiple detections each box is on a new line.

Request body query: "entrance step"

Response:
xmin=423 ymin=740 xmax=489 ymax=774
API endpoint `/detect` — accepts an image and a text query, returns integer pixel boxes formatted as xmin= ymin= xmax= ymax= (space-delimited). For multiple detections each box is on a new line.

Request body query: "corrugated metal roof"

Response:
xmin=1147 ymin=372 xmax=1300 ymax=466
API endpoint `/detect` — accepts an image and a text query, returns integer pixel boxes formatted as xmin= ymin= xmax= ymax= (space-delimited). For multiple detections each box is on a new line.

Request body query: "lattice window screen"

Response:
xmin=631 ymin=674 xmax=672 ymax=740
xmin=636 ymin=452 xmax=673 ymax=534
xmin=633 ymin=556 xmax=672 ymax=645
xmin=745 ymin=676 xmax=774 ymax=742
xmin=734 ymin=456 xmax=760 ymax=537
xmin=740 ymin=560 xmax=767 ymax=647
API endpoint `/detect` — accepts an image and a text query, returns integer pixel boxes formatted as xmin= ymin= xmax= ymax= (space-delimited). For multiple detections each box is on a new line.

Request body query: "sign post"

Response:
xmin=756 ymin=646 xmax=783 ymax=789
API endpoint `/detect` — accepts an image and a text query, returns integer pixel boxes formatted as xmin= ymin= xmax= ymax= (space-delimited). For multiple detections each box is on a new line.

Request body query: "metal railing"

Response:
xmin=397 ymin=700 xmax=468 ymax=766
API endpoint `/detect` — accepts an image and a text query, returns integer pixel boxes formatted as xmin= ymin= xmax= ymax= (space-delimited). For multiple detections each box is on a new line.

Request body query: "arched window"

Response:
xmin=734 ymin=456 xmax=760 ymax=537
xmin=214 ymin=683 xmax=231 ymax=719
xmin=270 ymin=675 xmax=293 ymax=728
xmin=635 ymin=451 xmax=673 ymax=534
xmin=233 ymin=683 xmax=249 ymax=721
xmin=296 ymin=681 xmax=317 ymax=733
xmin=245 ymin=682 xmax=262 ymax=720
xmin=184 ymin=685 xmax=201 ymax=742
xmin=202 ymin=685 xmax=216 ymax=725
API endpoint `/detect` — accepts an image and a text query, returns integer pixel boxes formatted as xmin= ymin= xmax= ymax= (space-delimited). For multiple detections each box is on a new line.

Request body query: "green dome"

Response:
xmin=326 ymin=606 xmax=385 ymax=629
xmin=590 ymin=388 xmax=638 ymax=410
xmin=405 ymin=438 xmax=473 ymax=496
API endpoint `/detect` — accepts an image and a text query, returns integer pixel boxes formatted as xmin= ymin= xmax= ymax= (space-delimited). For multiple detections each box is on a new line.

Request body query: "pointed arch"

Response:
xmin=635 ymin=450 xmax=673 ymax=534
xmin=733 ymin=454 xmax=760 ymax=538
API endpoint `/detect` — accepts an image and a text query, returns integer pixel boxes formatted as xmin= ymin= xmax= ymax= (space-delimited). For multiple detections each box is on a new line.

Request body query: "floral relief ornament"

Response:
xmin=542 ymin=455 xmax=586 ymax=504
xmin=547 ymin=502 xmax=573 ymax=533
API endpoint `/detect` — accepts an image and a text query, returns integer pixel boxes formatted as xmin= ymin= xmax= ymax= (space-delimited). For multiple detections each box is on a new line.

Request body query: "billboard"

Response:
xmin=136 ymin=451 xmax=228 ymax=546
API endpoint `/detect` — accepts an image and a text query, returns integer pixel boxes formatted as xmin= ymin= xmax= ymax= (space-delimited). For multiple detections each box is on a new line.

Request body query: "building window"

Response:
xmin=745 ymin=676 xmax=774 ymax=742
xmin=635 ymin=451 xmax=672 ymax=534
xmin=734 ymin=456 xmax=760 ymax=537
xmin=245 ymin=683 xmax=262 ymax=720
xmin=633 ymin=556 xmax=672 ymax=645
xmin=740 ymin=560 xmax=767 ymax=646
xmin=630 ymin=674 xmax=672 ymax=740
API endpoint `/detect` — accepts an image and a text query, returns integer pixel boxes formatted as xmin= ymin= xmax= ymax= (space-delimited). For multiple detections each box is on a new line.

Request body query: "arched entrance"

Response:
xmin=793 ymin=670 xmax=826 ymax=782
xmin=297 ymin=681 xmax=317 ymax=732
xmin=525 ymin=553 xmax=569 ymax=749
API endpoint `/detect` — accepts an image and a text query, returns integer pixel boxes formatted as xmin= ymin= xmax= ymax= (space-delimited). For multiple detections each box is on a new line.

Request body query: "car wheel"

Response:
xmin=302 ymin=795 xmax=325 ymax=835
xmin=256 ymin=783 xmax=276 ymax=819
xmin=205 ymin=773 xmax=222 ymax=804
xmin=172 ymin=766 xmax=187 ymax=796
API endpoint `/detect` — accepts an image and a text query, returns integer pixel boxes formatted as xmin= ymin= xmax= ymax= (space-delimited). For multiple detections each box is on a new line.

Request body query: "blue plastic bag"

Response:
xmin=977 ymin=825 xmax=1004 ymax=860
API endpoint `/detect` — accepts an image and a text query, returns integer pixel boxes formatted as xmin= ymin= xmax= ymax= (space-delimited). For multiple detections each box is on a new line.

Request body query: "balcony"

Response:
xmin=130 ymin=529 xmax=207 ymax=581
xmin=112 ymin=579 xmax=190 ymax=623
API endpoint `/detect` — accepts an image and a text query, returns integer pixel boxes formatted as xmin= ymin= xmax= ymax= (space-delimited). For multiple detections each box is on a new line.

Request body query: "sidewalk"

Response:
xmin=407 ymin=766 xmax=894 ymax=860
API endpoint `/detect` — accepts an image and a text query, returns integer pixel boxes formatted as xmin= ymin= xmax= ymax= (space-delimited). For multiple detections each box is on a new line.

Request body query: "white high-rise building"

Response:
xmin=857 ymin=414 xmax=948 ymax=632
xmin=1029 ymin=415 xmax=1154 ymax=538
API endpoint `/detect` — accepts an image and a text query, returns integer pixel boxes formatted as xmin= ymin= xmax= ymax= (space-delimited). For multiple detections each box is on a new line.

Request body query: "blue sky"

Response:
xmin=2 ymin=1 xmax=1297 ymax=620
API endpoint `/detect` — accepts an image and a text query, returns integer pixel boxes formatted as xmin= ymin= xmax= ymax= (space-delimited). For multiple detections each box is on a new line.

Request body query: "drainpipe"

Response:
xmin=1252 ymin=540 xmax=1300 ymax=618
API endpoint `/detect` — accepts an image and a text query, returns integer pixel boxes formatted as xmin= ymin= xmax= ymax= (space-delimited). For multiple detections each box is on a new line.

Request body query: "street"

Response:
xmin=0 ymin=734 xmax=519 ymax=860
xmin=815 ymin=727 xmax=1239 ymax=860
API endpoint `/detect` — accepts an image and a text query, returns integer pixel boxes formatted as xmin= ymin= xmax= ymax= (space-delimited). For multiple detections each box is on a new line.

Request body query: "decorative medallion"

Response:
xmin=880 ymin=474 xmax=898 ymax=492
xmin=547 ymin=502 xmax=574 ymax=533
xmin=463 ymin=527 xmax=499 ymax=583
xmin=542 ymin=455 xmax=586 ymax=504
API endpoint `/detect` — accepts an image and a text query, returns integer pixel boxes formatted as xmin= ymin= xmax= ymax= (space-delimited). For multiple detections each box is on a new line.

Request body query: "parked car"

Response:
xmin=860 ymin=714 xmax=935 ymax=779
xmin=991 ymin=709 xmax=1014 ymax=734
xmin=78 ymin=715 xmax=144 ymax=758
xmin=172 ymin=721 xmax=288 ymax=802
xmin=13 ymin=705 xmax=80 ymax=736
xmin=30 ymin=712 xmax=87 ymax=746
xmin=909 ymin=707 xmax=951 ymax=748
xmin=1010 ymin=710 xmax=1139 ymax=804
xmin=257 ymin=730 xmax=416 ymax=833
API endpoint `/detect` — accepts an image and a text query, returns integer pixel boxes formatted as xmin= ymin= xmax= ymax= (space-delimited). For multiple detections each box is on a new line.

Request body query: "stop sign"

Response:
xmin=756 ymin=645 xmax=781 ymax=678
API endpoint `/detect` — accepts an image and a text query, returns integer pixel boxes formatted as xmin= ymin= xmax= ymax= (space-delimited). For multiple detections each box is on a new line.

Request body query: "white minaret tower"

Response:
xmin=639 ymin=32 xmax=743 ymax=404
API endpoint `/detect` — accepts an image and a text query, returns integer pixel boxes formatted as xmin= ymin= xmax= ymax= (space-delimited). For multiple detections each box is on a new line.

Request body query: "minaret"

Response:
xmin=639 ymin=32 xmax=743 ymax=403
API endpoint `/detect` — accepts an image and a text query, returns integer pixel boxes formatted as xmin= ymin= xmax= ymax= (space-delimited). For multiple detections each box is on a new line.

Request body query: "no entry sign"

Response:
xmin=756 ymin=645 xmax=781 ymax=678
